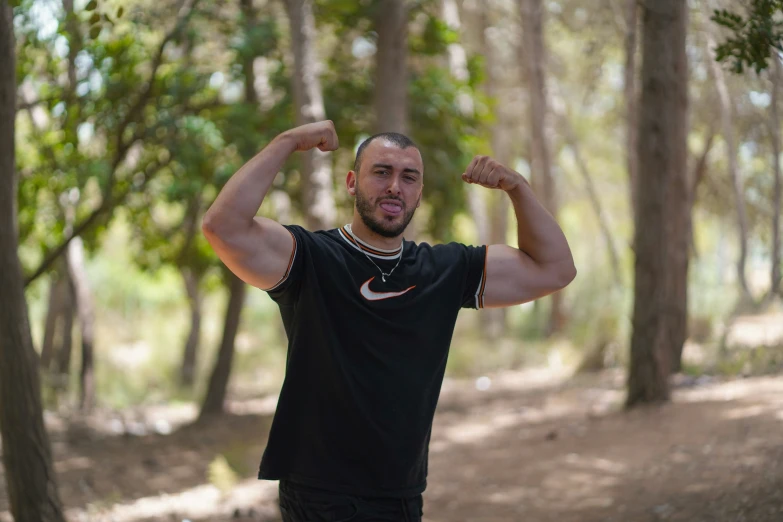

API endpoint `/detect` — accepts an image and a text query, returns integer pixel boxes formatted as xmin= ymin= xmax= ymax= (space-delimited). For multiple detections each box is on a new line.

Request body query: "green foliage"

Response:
xmin=712 ymin=1 xmax=783 ymax=73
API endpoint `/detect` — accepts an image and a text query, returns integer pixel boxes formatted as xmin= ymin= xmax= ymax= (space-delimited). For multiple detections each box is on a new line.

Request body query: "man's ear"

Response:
xmin=346 ymin=170 xmax=357 ymax=196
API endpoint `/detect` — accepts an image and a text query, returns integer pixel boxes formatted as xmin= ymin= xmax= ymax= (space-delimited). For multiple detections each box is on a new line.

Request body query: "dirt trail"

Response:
xmin=2 ymin=369 xmax=783 ymax=522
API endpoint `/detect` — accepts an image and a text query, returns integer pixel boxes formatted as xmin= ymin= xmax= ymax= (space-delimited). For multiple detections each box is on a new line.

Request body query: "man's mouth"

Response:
xmin=379 ymin=200 xmax=403 ymax=215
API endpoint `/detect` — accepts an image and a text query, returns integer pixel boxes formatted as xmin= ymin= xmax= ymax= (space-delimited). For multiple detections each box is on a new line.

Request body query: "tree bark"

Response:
xmin=624 ymin=0 xmax=639 ymax=221
xmin=771 ymin=53 xmax=782 ymax=299
xmin=374 ymin=0 xmax=409 ymax=134
xmin=0 ymin=2 xmax=67 ymax=519
xmin=284 ymin=0 xmax=336 ymax=230
xmin=519 ymin=0 xmax=563 ymax=336
xmin=703 ymin=8 xmax=752 ymax=305
xmin=180 ymin=267 xmax=202 ymax=388
xmin=199 ymin=271 xmax=247 ymax=419
xmin=627 ymin=0 xmax=688 ymax=407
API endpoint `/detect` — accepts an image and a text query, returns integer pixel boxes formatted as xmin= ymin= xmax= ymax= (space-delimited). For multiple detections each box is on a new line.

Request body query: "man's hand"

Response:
xmin=281 ymin=120 xmax=339 ymax=152
xmin=462 ymin=155 xmax=525 ymax=192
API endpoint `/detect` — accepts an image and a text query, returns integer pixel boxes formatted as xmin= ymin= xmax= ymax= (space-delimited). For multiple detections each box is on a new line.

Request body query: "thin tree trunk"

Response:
xmin=180 ymin=267 xmax=202 ymax=388
xmin=199 ymin=271 xmax=247 ymax=419
xmin=0 ymin=2 xmax=67 ymax=519
xmin=703 ymin=8 xmax=752 ymax=305
xmin=519 ymin=0 xmax=563 ymax=336
xmin=624 ymin=0 xmax=639 ymax=221
xmin=687 ymin=128 xmax=716 ymax=258
xmin=442 ymin=0 xmax=489 ymax=247
xmin=374 ymin=0 xmax=409 ymax=134
xmin=771 ymin=53 xmax=782 ymax=299
xmin=480 ymin=5 xmax=508 ymax=339
xmin=54 ymin=274 xmax=75 ymax=387
xmin=672 ymin=129 xmax=716 ymax=372
xmin=284 ymin=0 xmax=336 ymax=230
xmin=40 ymin=270 xmax=67 ymax=370
xmin=178 ymin=192 xmax=203 ymax=388
xmin=627 ymin=0 xmax=688 ymax=407
xmin=67 ymin=236 xmax=95 ymax=411
xmin=557 ymin=109 xmax=622 ymax=284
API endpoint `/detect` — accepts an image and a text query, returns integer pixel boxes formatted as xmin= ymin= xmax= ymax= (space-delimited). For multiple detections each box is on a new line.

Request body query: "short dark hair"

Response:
xmin=353 ymin=132 xmax=419 ymax=173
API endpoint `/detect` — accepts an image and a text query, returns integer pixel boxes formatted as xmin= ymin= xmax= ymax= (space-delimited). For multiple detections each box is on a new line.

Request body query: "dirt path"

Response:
xmin=2 ymin=369 xmax=783 ymax=521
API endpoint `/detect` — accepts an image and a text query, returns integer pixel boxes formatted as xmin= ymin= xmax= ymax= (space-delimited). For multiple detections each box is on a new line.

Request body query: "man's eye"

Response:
xmin=404 ymin=176 xmax=416 ymax=182
xmin=376 ymin=170 xmax=389 ymax=175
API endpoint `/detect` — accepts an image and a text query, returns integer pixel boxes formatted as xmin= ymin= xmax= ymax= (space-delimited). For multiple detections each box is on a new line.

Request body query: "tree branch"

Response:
xmin=24 ymin=155 xmax=173 ymax=287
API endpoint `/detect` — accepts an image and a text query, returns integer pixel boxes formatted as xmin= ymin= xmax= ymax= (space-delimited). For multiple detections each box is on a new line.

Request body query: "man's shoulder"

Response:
xmin=413 ymin=240 xmax=472 ymax=263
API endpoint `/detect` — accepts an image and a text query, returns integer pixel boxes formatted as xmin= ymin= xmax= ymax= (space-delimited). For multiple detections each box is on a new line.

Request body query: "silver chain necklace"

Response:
xmin=346 ymin=225 xmax=404 ymax=283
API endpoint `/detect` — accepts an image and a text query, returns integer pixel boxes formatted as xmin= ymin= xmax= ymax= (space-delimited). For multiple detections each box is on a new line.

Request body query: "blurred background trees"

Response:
xmin=2 ymin=0 xmax=783 ymax=519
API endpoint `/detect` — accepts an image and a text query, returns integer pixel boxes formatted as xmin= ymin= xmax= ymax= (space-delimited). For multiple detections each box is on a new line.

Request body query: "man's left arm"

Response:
xmin=462 ymin=155 xmax=577 ymax=308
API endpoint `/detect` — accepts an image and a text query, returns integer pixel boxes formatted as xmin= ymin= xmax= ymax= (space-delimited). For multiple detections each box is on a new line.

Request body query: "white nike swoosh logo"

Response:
xmin=360 ymin=277 xmax=416 ymax=301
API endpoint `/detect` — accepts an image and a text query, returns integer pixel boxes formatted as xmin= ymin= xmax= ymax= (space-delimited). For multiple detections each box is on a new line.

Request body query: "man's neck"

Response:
xmin=349 ymin=217 xmax=404 ymax=251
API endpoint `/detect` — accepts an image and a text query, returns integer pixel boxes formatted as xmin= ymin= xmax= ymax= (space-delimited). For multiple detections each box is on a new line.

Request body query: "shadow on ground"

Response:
xmin=2 ymin=370 xmax=783 ymax=522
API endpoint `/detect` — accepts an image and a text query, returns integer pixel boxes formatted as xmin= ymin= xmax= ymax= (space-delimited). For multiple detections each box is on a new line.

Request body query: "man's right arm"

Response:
xmin=201 ymin=121 xmax=338 ymax=290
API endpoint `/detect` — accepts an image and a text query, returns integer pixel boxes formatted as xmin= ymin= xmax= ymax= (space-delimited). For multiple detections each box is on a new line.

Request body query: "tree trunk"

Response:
xmin=557 ymin=109 xmax=622 ymax=284
xmin=771 ymin=53 xmax=782 ymax=299
xmin=180 ymin=267 xmax=202 ymax=388
xmin=480 ymin=6 xmax=508 ymax=339
xmin=442 ymin=0 xmax=489 ymax=247
xmin=40 ymin=269 xmax=68 ymax=370
xmin=703 ymin=9 xmax=752 ymax=305
xmin=199 ymin=271 xmax=247 ymax=419
xmin=67 ymin=236 xmax=95 ymax=411
xmin=284 ymin=0 xmax=336 ymax=230
xmin=54 ymin=275 xmax=75 ymax=388
xmin=519 ymin=0 xmax=563 ymax=336
xmin=373 ymin=0 xmax=409 ymax=134
xmin=624 ymin=0 xmax=639 ymax=221
xmin=672 ymin=129 xmax=716 ymax=372
xmin=627 ymin=0 xmax=688 ymax=407
xmin=0 ymin=2 xmax=67 ymax=519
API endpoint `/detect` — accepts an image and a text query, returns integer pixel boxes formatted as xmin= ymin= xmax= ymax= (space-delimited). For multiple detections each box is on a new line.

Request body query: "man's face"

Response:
xmin=351 ymin=140 xmax=424 ymax=238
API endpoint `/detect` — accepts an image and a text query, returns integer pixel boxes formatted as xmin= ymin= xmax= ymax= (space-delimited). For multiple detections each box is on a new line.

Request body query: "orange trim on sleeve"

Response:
xmin=478 ymin=246 xmax=488 ymax=308
xmin=264 ymin=229 xmax=297 ymax=291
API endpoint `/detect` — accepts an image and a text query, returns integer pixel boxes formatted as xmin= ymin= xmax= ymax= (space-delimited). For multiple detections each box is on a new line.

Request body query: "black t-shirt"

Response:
xmin=257 ymin=224 xmax=487 ymax=498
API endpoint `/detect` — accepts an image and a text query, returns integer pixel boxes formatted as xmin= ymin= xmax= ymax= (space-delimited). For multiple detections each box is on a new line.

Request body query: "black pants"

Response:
xmin=278 ymin=479 xmax=424 ymax=522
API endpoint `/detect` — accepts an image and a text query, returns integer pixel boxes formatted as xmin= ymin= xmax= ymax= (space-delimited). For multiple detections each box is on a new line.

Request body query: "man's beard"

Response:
xmin=355 ymin=185 xmax=417 ymax=239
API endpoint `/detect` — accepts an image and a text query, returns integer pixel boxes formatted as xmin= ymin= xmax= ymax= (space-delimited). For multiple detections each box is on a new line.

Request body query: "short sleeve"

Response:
xmin=265 ymin=224 xmax=308 ymax=305
xmin=459 ymin=244 xmax=488 ymax=309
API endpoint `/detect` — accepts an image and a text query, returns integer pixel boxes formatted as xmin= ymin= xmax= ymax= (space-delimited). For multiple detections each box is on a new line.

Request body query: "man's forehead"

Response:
xmin=364 ymin=139 xmax=423 ymax=170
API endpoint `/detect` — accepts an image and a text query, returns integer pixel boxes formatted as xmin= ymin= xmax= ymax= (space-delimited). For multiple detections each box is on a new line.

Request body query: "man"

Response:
xmin=202 ymin=120 xmax=576 ymax=521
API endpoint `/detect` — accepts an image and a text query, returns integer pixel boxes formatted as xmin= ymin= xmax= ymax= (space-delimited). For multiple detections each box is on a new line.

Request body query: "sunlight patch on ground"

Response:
xmin=676 ymin=376 xmax=783 ymax=403
xmin=722 ymin=404 xmax=768 ymax=420
xmin=63 ymin=478 xmax=279 ymax=522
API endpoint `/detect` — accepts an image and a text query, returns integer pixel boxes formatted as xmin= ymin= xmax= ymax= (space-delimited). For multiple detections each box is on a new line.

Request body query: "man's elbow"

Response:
xmin=552 ymin=260 xmax=577 ymax=290
xmin=201 ymin=209 xmax=242 ymax=240
xmin=201 ymin=211 xmax=222 ymax=241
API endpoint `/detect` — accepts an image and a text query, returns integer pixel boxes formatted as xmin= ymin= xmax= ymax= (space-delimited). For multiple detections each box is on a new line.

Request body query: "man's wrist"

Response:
xmin=273 ymin=131 xmax=298 ymax=154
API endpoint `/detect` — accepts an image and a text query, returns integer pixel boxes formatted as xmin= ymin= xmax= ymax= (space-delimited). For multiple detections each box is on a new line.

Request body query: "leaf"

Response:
xmin=117 ymin=6 xmax=124 ymax=18
xmin=89 ymin=25 xmax=101 ymax=39
xmin=85 ymin=0 xmax=98 ymax=11
xmin=89 ymin=12 xmax=101 ymax=25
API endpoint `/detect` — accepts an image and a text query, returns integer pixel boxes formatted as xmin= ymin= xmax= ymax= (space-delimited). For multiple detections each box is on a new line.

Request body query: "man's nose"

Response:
xmin=386 ymin=173 xmax=401 ymax=194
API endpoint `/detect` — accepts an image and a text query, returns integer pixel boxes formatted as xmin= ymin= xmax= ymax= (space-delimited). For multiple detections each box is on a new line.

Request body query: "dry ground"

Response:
xmin=2 ymin=368 xmax=783 ymax=522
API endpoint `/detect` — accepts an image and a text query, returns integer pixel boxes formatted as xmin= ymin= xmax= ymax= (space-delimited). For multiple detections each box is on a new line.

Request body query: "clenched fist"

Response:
xmin=283 ymin=120 xmax=339 ymax=152
xmin=461 ymin=155 xmax=524 ymax=192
